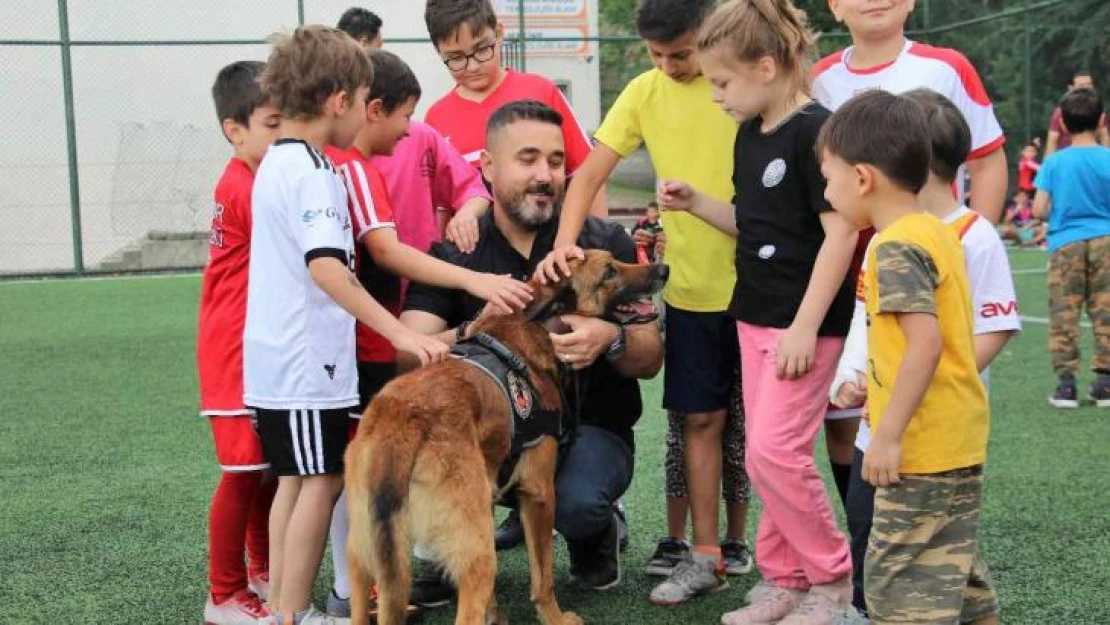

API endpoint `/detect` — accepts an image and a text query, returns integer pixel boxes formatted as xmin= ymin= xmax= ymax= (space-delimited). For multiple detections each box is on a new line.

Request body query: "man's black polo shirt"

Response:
xmin=404 ymin=211 xmax=644 ymax=451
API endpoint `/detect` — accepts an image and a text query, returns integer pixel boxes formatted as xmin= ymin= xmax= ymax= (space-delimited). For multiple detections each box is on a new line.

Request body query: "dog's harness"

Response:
xmin=450 ymin=332 xmax=568 ymax=457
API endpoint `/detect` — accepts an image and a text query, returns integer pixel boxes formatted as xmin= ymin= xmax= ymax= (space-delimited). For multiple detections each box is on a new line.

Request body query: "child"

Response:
xmin=198 ymin=60 xmax=281 ymax=625
xmin=813 ymin=0 xmax=1008 ymax=225
xmin=336 ymin=7 xmax=384 ymax=50
xmin=630 ymin=202 xmax=665 ymax=263
xmin=830 ymin=88 xmax=1020 ymax=616
xmin=422 ymin=0 xmax=606 ymax=216
xmin=244 ymin=26 xmax=449 ymax=625
xmin=534 ymin=0 xmax=752 ymax=595
xmin=654 ymin=1 xmax=860 ymax=620
xmin=1032 ymin=87 xmax=1110 ymax=408
xmin=819 ymin=89 xmax=999 ymax=625
xmin=1018 ymin=141 xmax=1041 ymax=194
xmin=322 ymin=49 xmax=530 ymax=618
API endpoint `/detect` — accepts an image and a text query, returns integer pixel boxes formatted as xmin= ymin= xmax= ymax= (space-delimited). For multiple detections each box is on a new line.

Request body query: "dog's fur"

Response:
xmin=344 ymin=251 xmax=667 ymax=625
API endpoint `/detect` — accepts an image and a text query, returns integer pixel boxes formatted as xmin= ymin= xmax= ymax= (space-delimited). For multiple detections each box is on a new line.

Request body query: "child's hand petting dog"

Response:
xmin=465 ymin=273 xmax=533 ymax=315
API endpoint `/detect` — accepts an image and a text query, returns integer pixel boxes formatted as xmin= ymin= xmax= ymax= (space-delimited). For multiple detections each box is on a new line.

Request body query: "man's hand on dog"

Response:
xmin=550 ymin=315 xmax=619 ymax=370
xmin=465 ymin=273 xmax=533 ymax=314
xmin=535 ymin=244 xmax=585 ymax=285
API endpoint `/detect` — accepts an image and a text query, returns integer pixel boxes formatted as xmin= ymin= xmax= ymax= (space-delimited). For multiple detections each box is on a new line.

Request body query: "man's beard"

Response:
xmin=496 ymin=182 xmax=562 ymax=231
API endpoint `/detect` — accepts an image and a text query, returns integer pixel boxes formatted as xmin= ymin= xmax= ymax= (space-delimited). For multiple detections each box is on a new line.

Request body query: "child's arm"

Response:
xmin=430 ymin=129 xmax=493 ymax=253
xmin=966 ymin=226 xmax=1020 ymax=372
xmin=975 ymin=332 xmax=1012 ymax=372
xmin=364 ymin=229 xmax=531 ymax=314
xmin=308 ymin=257 xmax=448 ymax=365
xmin=536 ymin=144 xmax=624 ymax=283
xmin=655 ymin=180 xmax=737 ymax=235
xmin=1032 ymin=189 xmax=1052 ymax=219
xmin=444 ymin=197 xmax=491 ymax=253
xmin=965 ymin=149 xmax=1008 ymax=224
xmin=778 ymin=212 xmax=858 ymax=379
xmin=864 ymin=311 xmax=942 ymax=487
xmin=830 ymin=298 xmax=868 ymax=408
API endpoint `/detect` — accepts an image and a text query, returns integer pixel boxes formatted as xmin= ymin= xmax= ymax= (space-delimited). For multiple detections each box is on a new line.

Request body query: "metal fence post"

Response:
xmin=1023 ymin=0 xmax=1032 ymax=141
xmin=58 ymin=0 xmax=83 ymax=273
xmin=517 ymin=0 xmax=526 ymax=72
xmin=297 ymin=0 xmax=305 ymax=25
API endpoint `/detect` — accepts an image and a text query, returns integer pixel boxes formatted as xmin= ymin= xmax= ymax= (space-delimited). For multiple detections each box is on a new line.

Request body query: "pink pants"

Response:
xmin=738 ymin=322 xmax=852 ymax=589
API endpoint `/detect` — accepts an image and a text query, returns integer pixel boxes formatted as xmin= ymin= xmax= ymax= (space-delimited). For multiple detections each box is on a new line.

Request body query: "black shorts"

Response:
xmin=662 ymin=305 xmax=739 ymax=413
xmin=355 ymin=361 xmax=398 ymax=416
xmin=252 ymin=408 xmax=351 ymax=477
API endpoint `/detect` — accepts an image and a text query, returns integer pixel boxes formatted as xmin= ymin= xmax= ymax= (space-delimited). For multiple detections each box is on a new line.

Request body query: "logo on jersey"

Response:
xmin=980 ymin=300 xmax=1018 ymax=318
xmin=758 ymin=244 xmax=777 ymax=260
xmin=210 ymin=203 xmax=226 ymax=248
xmin=762 ymin=158 xmax=787 ymax=188
xmin=324 ymin=363 xmax=337 ymax=380
xmin=302 ymin=206 xmax=340 ymax=225
xmin=506 ymin=371 xmax=532 ymax=420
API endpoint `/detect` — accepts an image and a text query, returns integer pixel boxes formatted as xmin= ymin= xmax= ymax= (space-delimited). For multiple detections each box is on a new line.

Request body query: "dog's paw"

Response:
xmin=559 ymin=611 xmax=584 ymax=625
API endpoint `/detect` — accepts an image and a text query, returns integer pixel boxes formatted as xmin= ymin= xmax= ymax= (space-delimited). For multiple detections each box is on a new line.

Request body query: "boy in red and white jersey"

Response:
xmin=196 ymin=60 xmax=281 ymax=625
xmin=422 ymin=0 xmax=607 ymax=216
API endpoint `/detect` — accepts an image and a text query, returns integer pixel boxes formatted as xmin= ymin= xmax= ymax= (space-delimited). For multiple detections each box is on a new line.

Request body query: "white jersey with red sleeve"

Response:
xmin=197 ymin=157 xmax=254 ymax=415
xmin=325 ymin=146 xmax=401 ymax=364
xmin=812 ymin=40 xmax=1005 ymax=203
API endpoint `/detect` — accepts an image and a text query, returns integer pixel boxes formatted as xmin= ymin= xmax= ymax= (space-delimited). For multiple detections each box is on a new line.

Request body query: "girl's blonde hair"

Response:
xmin=697 ymin=0 xmax=816 ymax=95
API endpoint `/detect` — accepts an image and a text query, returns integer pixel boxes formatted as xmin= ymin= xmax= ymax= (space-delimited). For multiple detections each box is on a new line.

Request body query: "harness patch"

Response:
xmin=506 ymin=370 xmax=533 ymax=420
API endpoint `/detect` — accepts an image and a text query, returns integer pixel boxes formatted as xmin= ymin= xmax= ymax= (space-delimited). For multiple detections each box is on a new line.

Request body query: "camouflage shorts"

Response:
xmin=865 ymin=466 xmax=999 ymax=624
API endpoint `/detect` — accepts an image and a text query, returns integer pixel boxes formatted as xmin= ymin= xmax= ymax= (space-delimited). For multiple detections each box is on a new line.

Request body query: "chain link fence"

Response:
xmin=0 ymin=0 xmax=1095 ymax=276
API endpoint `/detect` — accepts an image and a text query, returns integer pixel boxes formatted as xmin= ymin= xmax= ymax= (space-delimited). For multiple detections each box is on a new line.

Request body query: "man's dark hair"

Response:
xmin=902 ymin=89 xmax=971 ymax=184
xmin=425 ymin=0 xmax=498 ymax=47
xmin=212 ymin=61 xmax=268 ymax=127
xmin=1060 ymin=87 xmax=1104 ymax=134
xmin=817 ymin=90 xmax=932 ymax=194
xmin=337 ymin=7 xmax=383 ymax=42
xmin=636 ymin=0 xmax=716 ymax=43
xmin=368 ymin=50 xmax=422 ymax=113
xmin=486 ymin=100 xmax=563 ymax=143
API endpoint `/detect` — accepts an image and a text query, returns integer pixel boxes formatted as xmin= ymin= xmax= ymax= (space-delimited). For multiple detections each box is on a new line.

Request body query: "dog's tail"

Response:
xmin=357 ymin=394 xmax=423 ymax=623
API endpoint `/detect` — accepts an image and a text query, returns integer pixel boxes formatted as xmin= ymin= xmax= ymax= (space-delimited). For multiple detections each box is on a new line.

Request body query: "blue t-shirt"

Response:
xmin=1034 ymin=145 xmax=1110 ymax=251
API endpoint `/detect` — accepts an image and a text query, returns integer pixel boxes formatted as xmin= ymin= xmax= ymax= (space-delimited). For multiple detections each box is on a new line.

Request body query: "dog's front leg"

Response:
xmin=518 ymin=438 xmax=583 ymax=625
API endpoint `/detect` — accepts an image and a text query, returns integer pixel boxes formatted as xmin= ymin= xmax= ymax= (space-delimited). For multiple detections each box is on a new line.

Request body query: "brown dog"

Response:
xmin=344 ymin=250 xmax=667 ymax=625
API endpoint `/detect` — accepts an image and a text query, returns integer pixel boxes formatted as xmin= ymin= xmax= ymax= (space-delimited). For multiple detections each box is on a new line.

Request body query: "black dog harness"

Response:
xmin=450 ymin=333 xmax=567 ymax=457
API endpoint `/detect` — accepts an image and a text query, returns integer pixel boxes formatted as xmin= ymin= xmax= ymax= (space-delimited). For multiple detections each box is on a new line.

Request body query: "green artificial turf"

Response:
xmin=1 ymin=251 xmax=1107 ymax=624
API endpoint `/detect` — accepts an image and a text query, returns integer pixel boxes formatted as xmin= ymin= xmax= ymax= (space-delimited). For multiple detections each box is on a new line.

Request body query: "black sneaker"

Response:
xmin=720 ymin=539 xmax=753 ymax=576
xmin=1090 ymin=374 xmax=1110 ymax=408
xmin=568 ymin=512 xmax=621 ymax=590
xmin=644 ymin=536 xmax=691 ymax=577
xmin=494 ymin=509 xmax=524 ymax=551
xmin=1050 ymin=373 xmax=1080 ymax=408
xmin=409 ymin=564 xmax=455 ymax=608
xmin=615 ymin=500 xmax=630 ymax=552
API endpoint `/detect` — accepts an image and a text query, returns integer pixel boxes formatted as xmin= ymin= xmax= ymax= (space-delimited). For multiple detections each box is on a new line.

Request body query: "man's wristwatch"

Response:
xmin=605 ymin=323 xmax=628 ymax=361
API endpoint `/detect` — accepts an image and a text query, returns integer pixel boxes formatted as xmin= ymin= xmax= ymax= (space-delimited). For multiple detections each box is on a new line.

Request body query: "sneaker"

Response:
xmin=410 ymin=565 xmax=456 ymax=608
xmin=1090 ymin=374 xmax=1110 ymax=407
xmin=568 ymin=512 xmax=621 ymax=590
xmin=285 ymin=606 xmax=341 ymax=625
xmin=777 ymin=592 xmax=865 ymax=625
xmin=644 ymin=537 xmax=691 ymax=577
xmin=615 ymin=499 xmax=630 ymax=552
xmin=248 ymin=574 xmax=270 ymax=602
xmin=325 ymin=589 xmax=350 ymax=618
xmin=1050 ymin=373 xmax=1079 ymax=408
xmin=327 ymin=586 xmax=423 ymax=622
xmin=494 ymin=509 xmax=524 ymax=551
xmin=720 ymin=540 xmax=753 ymax=576
xmin=720 ymin=583 xmax=805 ymax=625
xmin=204 ymin=589 xmax=270 ymax=625
xmin=649 ymin=557 xmax=729 ymax=606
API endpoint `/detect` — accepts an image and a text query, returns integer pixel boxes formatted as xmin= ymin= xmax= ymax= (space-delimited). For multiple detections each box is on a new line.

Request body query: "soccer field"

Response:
xmin=1 ymin=249 xmax=1107 ymax=624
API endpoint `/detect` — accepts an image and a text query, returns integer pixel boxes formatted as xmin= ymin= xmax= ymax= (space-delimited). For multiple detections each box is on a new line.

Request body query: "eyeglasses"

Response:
xmin=442 ymin=41 xmax=497 ymax=72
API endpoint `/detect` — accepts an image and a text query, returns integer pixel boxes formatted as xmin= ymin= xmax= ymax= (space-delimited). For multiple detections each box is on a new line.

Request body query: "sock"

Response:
xmin=330 ymin=490 xmax=350 ymax=600
xmin=692 ymin=545 xmax=722 ymax=567
xmin=246 ymin=475 xmax=276 ymax=579
xmin=831 ymin=461 xmax=853 ymax=510
xmin=209 ymin=471 xmax=263 ymax=602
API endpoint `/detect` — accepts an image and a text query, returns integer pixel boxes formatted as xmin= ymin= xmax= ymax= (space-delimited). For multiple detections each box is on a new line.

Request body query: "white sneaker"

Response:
xmin=204 ymin=590 xmax=270 ymax=625
xmin=649 ymin=557 xmax=729 ymax=605
xmin=273 ymin=606 xmax=344 ymax=625
xmin=248 ymin=574 xmax=271 ymax=602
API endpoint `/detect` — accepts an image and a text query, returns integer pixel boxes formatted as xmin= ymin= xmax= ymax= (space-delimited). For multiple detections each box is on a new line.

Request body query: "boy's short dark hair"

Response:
xmin=1060 ymin=87 xmax=1104 ymax=134
xmin=817 ymin=90 xmax=932 ymax=195
xmin=425 ymin=0 xmax=498 ymax=47
xmin=486 ymin=100 xmax=563 ymax=144
xmin=261 ymin=25 xmax=372 ymax=120
xmin=368 ymin=50 xmax=422 ymax=113
xmin=337 ymin=7 xmax=383 ymax=42
xmin=636 ymin=0 xmax=716 ymax=43
xmin=212 ymin=61 xmax=268 ymax=128
xmin=902 ymin=89 xmax=971 ymax=184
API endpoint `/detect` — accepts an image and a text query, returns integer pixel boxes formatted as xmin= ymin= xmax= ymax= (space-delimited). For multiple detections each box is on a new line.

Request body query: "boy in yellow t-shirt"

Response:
xmin=535 ymin=0 xmax=750 ymax=601
xmin=818 ymin=90 xmax=998 ymax=625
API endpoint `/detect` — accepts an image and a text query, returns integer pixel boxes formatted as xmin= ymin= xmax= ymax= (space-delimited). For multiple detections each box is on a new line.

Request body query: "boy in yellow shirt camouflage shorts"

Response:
xmin=817 ymin=90 xmax=999 ymax=625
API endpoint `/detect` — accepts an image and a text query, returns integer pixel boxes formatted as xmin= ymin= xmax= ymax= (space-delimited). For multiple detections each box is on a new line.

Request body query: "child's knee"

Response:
xmin=683 ymin=411 xmax=725 ymax=437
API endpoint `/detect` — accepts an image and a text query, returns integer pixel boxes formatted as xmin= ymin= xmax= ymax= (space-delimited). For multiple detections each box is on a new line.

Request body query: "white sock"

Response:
xmin=330 ymin=490 xmax=350 ymax=600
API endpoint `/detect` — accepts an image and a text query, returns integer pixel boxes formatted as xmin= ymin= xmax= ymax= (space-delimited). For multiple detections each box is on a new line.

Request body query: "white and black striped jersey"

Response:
xmin=243 ymin=139 xmax=358 ymax=410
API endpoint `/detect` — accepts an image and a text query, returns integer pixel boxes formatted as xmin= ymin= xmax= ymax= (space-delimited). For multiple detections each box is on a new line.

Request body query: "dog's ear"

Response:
xmin=525 ymin=281 xmax=576 ymax=323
